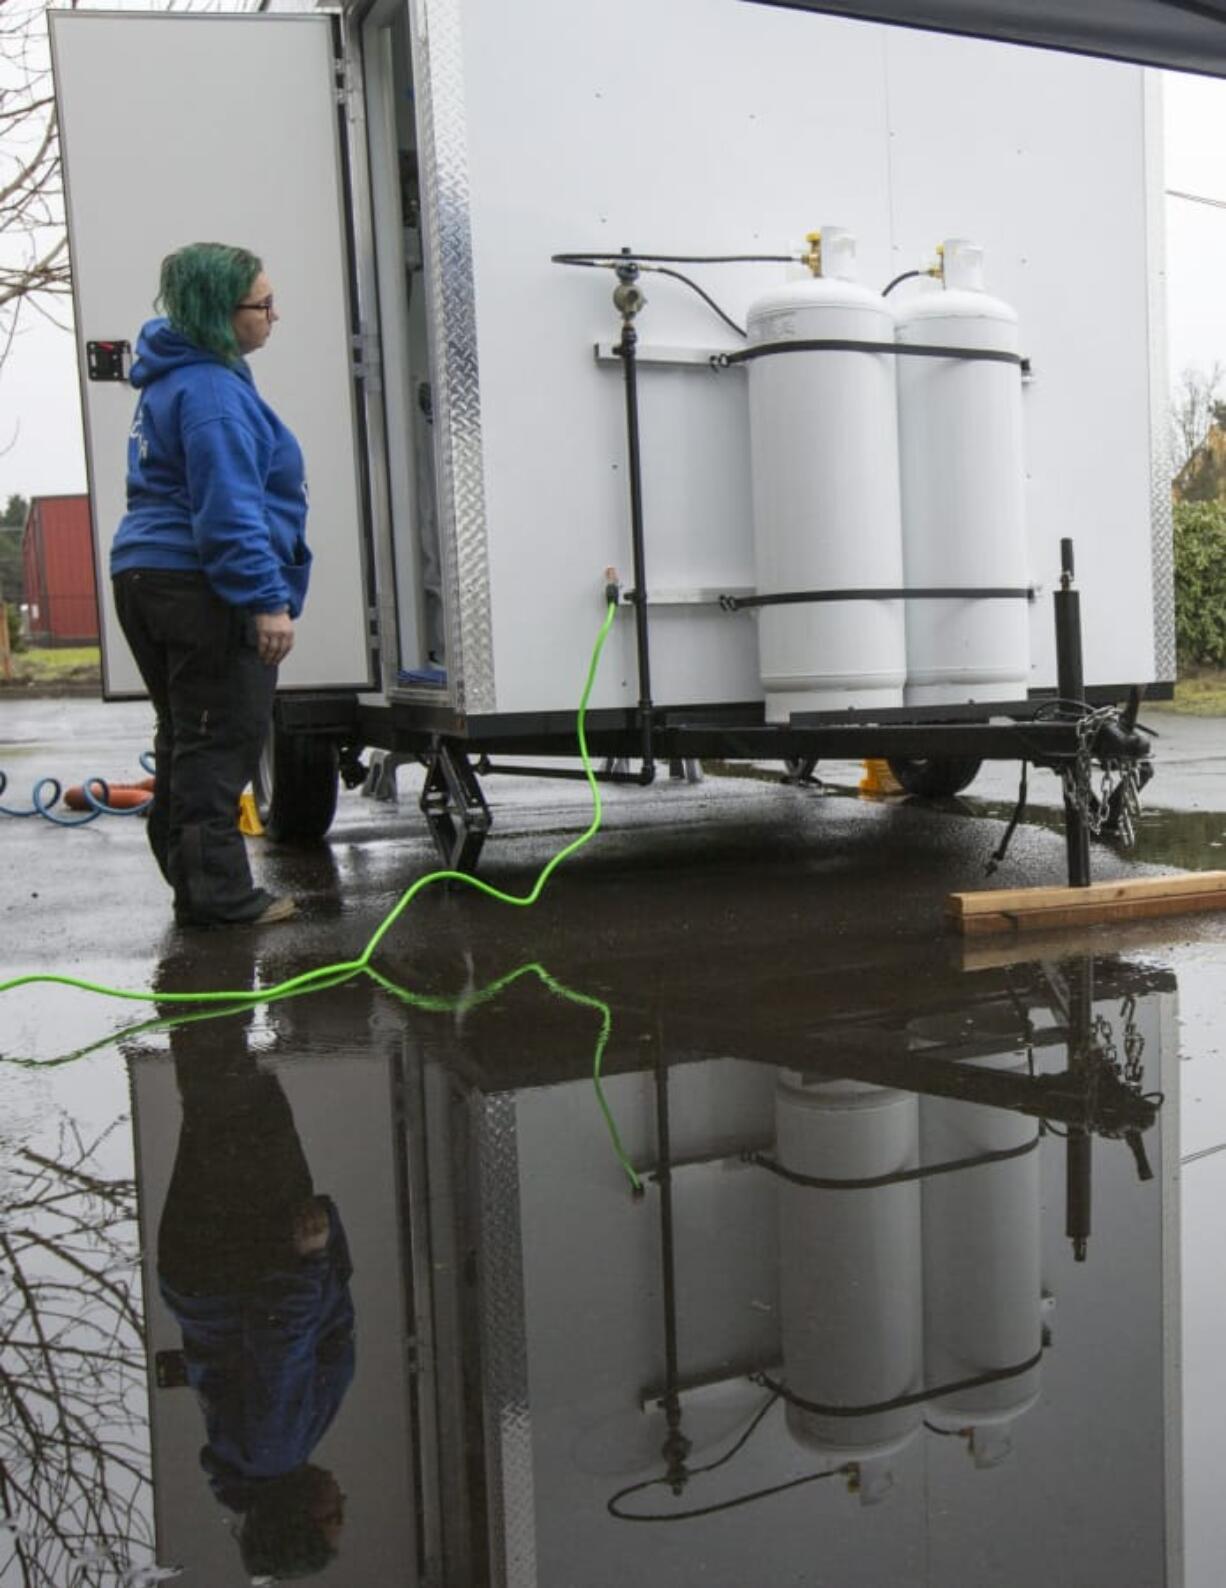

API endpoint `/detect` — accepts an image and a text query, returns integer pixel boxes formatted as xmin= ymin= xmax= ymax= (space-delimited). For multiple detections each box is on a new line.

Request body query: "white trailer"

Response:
xmin=50 ymin=0 xmax=1174 ymax=877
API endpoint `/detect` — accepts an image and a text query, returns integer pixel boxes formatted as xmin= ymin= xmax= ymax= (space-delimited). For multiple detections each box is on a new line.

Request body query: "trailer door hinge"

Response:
xmin=352 ymin=330 xmax=382 ymax=394
xmin=334 ymin=57 xmax=357 ymax=109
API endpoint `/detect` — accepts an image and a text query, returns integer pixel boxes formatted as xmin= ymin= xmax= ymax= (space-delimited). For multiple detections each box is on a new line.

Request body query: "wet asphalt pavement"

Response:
xmin=3 ymin=693 xmax=1226 ymax=1585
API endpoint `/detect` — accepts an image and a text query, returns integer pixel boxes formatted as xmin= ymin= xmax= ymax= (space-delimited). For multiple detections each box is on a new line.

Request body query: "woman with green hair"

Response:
xmin=111 ymin=242 xmax=311 ymax=928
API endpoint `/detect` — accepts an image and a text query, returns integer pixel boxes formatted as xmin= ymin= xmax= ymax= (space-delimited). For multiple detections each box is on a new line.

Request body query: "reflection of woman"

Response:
xmin=111 ymin=242 xmax=310 ymax=928
xmin=156 ymin=988 xmax=353 ymax=1580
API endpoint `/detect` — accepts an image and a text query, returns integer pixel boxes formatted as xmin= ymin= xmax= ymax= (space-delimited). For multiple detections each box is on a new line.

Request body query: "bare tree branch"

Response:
xmin=1171 ymin=361 xmax=1226 ymax=478
xmin=0 ymin=1 xmax=74 ymax=373
xmin=0 ymin=1112 xmax=154 ymax=1586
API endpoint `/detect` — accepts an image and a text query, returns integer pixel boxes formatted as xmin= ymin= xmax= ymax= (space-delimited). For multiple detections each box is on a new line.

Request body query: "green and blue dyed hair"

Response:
xmin=156 ymin=242 xmax=263 ymax=365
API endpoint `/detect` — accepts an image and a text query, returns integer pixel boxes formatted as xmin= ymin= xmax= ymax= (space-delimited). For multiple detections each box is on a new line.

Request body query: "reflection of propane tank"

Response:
xmin=895 ymin=239 xmax=1029 ymax=706
xmin=775 ymin=1075 xmax=923 ymax=1492
xmin=746 ymin=228 xmax=906 ymax=722
xmin=911 ymin=1011 xmax=1043 ymax=1467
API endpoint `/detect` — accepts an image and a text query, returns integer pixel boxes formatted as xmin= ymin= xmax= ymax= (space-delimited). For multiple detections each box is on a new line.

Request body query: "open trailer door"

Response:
xmin=49 ymin=10 xmax=376 ymax=699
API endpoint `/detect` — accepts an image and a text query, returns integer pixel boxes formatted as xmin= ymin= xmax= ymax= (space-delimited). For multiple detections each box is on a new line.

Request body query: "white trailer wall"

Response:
xmin=434 ymin=0 xmax=1164 ymax=715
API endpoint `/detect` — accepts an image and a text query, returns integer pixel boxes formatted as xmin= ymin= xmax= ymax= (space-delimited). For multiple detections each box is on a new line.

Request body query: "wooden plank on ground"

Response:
xmin=947 ymin=872 xmax=1226 ymax=937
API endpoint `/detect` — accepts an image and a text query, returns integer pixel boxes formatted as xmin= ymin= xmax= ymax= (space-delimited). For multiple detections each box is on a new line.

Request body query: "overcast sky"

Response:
xmin=1165 ymin=72 xmax=1226 ymax=401
xmin=3 ymin=63 xmax=1226 ymax=507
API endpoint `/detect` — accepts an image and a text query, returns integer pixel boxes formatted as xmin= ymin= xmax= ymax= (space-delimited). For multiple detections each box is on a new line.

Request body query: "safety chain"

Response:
xmin=1120 ymin=994 xmax=1147 ymax=1087
xmin=1091 ymin=1011 xmax=1118 ymax=1072
xmin=1091 ymin=997 xmax=1147 ymax=1094
xmin=1058 ymin=706 xmax=1145 ymax=847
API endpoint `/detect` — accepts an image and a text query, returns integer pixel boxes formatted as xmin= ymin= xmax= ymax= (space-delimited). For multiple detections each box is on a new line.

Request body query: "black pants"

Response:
xmin=158 ymin=1053 xmax=314 ymax=1294
xmin=113 ymin=569 xmax=276 ymax=925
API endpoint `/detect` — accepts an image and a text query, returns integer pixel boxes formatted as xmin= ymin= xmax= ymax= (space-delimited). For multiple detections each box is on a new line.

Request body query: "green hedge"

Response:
xmin=1174 ymin=499 xmax=1226 ymax=666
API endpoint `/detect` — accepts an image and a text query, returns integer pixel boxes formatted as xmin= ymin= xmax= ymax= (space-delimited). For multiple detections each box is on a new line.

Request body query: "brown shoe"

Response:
xmin=252 ymin=896 xmax=297 ymax=925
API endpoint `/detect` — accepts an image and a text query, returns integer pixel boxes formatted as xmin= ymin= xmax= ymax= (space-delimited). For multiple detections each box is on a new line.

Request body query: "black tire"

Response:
xmin=782 ymin=757 xmax=819 ymax=784
xmin=254 ymin=723 xmax=340 ymax=842
xmin=886 ymin=756 xmax=983 ymax=798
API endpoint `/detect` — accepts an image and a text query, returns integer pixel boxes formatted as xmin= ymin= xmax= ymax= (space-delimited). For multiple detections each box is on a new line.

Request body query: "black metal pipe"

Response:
xmin=1065 ymin=956 xmax=1094 ymax=1262
xmin=1060 ymin=755 xmax=1091 ymax=887
xmin=473 ymin=761 xmax=645 ymax=784
xmin=1066 ymin=1128 xmax=1092 ymax=1263
xmin=1054 ymin=538 xmax=1091 ymax=887
xmin=794 ymin=1036 xmax=1157 ymax=1134
xmin=654 ymin=1028 xmax=690 ymax=1492
xmin=1054 ymin=540 xmax=1085 ymax=705
xmin=615 ymin=295 xmax=657 ymax=784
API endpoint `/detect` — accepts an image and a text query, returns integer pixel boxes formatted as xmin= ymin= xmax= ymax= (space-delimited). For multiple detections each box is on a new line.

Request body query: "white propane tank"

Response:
xmin=775 ymin=1074 xmax=923 ymax=1473
xmin=910 ymin=1010 xmax=1043 ymax=1467
xmin=746 ymin=228 xmax=906 ymax=721
xmin=895 ymin=238 xmax=1030 ymax=706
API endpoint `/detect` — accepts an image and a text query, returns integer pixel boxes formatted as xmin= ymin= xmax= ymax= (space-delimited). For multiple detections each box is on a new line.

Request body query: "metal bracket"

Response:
xmin=643 ymin=586 xmax=756 ymax=607
xmin=86 ymin=339 xmax=132 ymax=382
xmin=594 ymin=341 xmax=734 ymax=370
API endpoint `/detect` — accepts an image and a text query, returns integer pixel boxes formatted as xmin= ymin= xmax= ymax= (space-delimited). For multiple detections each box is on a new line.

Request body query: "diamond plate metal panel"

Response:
xmin=409 ymin=0 xmax=496 ymax=713
xmin=1151 ymin=416 xmax=1175 ymax=683
xmin=475 ymin=1094 xmax=537 ymax=1588
xmin=1145 ymin=73 xmax=1176 ymax=684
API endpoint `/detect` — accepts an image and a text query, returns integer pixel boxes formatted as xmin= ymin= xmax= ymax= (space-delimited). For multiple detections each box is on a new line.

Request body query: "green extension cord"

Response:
xmin=0 ymin=600 xmax=643 ymax=1192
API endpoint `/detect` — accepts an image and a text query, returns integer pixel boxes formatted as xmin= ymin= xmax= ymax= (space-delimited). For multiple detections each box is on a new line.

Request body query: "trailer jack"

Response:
xmin=420 ymin=740 xmax=492 ymax=873
xmin=338 ymin=743 xmax=370 ymax=790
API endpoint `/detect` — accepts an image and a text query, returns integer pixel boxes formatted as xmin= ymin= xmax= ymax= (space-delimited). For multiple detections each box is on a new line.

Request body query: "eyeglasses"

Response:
xmin=236 ymin=298 xmax=275 ymax=318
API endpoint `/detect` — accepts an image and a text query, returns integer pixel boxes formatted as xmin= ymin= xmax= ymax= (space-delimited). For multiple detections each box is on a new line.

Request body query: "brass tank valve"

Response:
xmin=803 ymin=229 xmax=822 ymax=277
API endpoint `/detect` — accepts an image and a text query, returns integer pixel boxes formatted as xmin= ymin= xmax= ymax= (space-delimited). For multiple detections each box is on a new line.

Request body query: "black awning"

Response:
xmin=747 ymin=1 xmax=1226 ymax=77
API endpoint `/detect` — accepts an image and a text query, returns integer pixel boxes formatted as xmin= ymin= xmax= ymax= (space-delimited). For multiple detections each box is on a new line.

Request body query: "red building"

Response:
xmin=22 ymin=495 xmax=99 ymax=646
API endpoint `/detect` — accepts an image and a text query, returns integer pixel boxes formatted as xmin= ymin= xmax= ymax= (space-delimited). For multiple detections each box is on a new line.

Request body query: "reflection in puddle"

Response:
xmin=394 ymin=952 xmax=1175 ymax=1585
xmin=154 ymin=1012 xmax=354 ymax=1581
xmin=0 ymin=940 xmax=1185 ymax=1586
xmin=0 ymin=1118 xmax=151 ymax=1585
xmin=964 ymin=797 xmax=1226 ymax=875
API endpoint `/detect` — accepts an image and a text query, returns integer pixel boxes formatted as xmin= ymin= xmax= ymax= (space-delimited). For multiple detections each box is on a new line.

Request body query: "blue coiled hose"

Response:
xmin=0 ymin=751 xmax=156 ymax=825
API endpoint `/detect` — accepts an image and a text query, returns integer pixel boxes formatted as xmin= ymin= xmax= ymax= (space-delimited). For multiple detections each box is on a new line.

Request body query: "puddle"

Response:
xmin=4 ymin=927 xmax=1214 ymax=1587
xmin=9 ymin=704 xmax=1226 ymax=1585
xmin=965 ymin=796 xmax=1226 ymax=874
xmin=708 ymin=761 xmax=1226 ymax=877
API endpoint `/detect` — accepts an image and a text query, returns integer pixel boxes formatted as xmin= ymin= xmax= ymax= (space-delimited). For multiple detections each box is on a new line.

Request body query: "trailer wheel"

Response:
xmin=782 ymin=757 xmax=819 ymax=784
xmin=254 ymin=725 xmax=340 ymax=842
xmin=886 ymin=757 xmax=983 ymax=798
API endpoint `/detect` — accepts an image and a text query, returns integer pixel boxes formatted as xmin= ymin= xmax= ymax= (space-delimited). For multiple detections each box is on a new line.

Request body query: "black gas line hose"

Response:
xmin=606 ymin=1391 xmax=848 ymax=1522
xmin=551 ymin=251 xmax=758 ymax=338
xmin=882 ymin=268 xmax=924 ymax=295
xmin=553 ymin=251 xmax=960 ymax=337
xmin=551 ymin=252 xmax=796 ymax=265
xmin=986 ymin=758 xmax=1030 ymax=877
xmin=644 ymin=266 xmax=747 ymax=339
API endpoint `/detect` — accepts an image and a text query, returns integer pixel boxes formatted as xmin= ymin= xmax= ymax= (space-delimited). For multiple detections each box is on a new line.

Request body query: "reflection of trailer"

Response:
xmin=51 ymin=0 xmax=1171 ymax=879
xmin=400 ymin=951 xmax=1177 ymax=1581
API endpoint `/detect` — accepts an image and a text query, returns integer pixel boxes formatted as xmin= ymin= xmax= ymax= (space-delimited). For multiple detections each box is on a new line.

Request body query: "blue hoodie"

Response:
xmin=111 ymin=318 xmax=312 ymax=617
